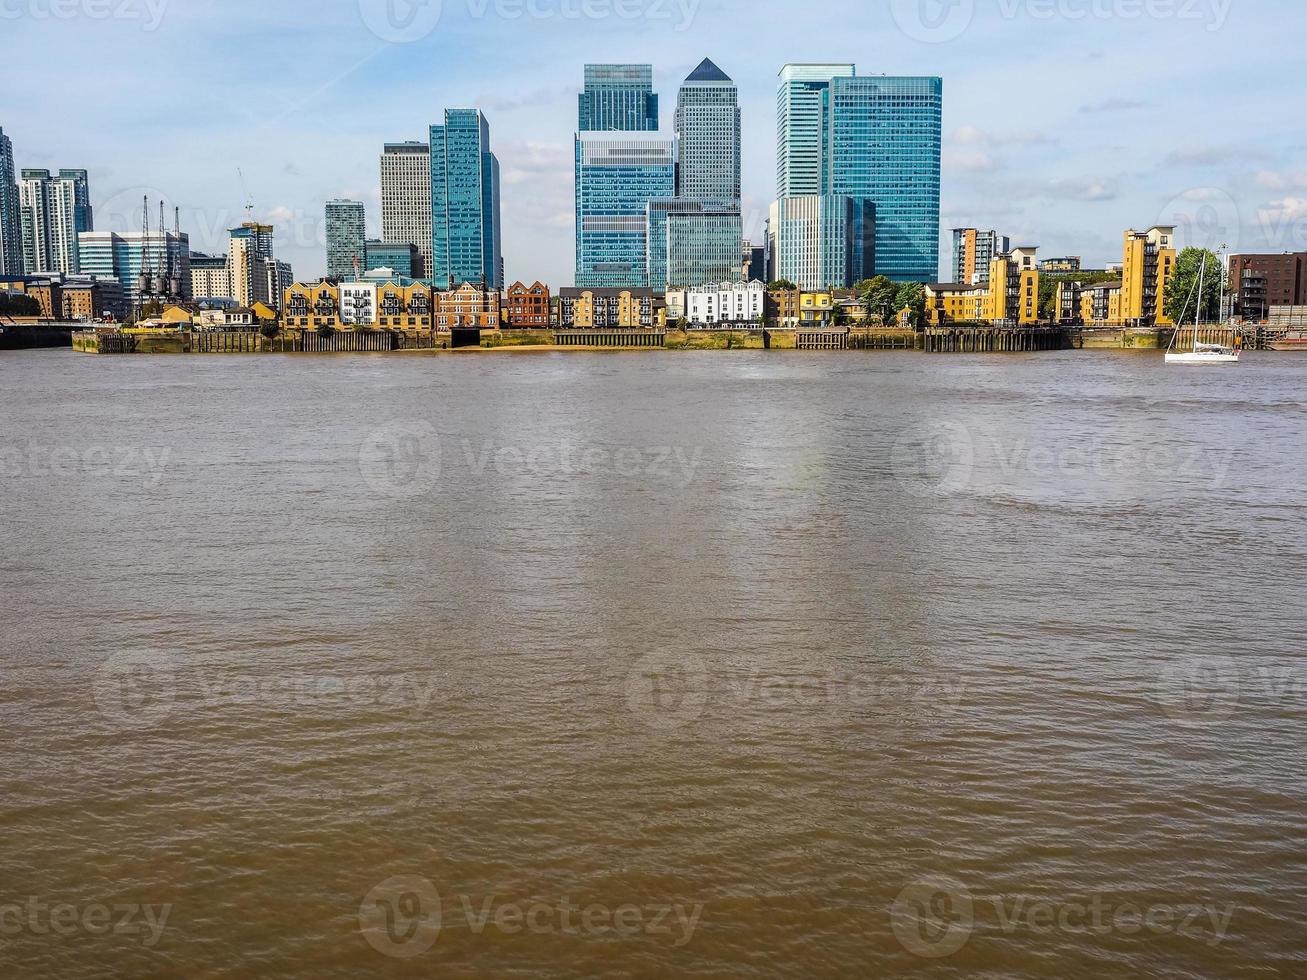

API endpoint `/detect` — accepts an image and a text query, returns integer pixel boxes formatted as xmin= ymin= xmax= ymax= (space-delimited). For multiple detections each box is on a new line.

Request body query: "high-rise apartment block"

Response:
xmin=430 ymin=109 xmax=503 ymax=288
xmin=380 ymin=141 xmax=433 ymax=280
xmin=229 ymin=221 xmax=291 ymax=310
xmin=0 ymin=128 xmax=22 ymax=274
xmin=953 ymin=229 xmax=1010 ymax=285
xmin=19 ymin=168 xmax=92 ymax=274
xmin=325 ymin=199 xmax=366 ymax=280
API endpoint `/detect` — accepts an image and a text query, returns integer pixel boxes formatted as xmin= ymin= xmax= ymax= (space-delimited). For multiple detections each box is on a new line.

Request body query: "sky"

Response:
xmin=3 ymin=0 xmax=1305 ymax=286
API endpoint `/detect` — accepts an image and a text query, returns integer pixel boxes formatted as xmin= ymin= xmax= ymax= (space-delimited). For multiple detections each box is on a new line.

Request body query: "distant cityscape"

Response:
xmin=1 ymin=61 xmax=1304 ymax=335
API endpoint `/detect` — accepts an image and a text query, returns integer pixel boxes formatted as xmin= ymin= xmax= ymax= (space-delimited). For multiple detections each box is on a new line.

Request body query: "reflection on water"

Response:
xmin=1 ymin=349 xmax=1304 ymax=978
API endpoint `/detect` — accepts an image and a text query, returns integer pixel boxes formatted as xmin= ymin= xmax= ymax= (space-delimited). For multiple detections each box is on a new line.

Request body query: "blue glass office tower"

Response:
xmin=575 ymin=137 xmax=676 ymax=288
xmin=771 ymin=65 xmax=941 ymax=285
xmin=829 ymin=76 xmax=942 ymax=282
xmin=579 ymin=65 xmax=659 ymax=131
xmin=430 ymin=109 xmax=503 ymax=288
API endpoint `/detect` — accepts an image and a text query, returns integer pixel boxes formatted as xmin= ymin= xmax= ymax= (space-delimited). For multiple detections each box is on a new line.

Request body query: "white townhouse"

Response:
xmin=684 ymin=279 xmax=766 ymax=326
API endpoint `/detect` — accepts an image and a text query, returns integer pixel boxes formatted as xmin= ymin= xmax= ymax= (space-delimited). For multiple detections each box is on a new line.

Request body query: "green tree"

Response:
xmin=894 ymin=282 xmax=926 ymax=328
xmin=315 ymin=324 xmax=337 ymax=338
xmin=260 ymin=323 xmax=280 ymax=340
xmin=767 ymin=279 xmax=797 ymax=291
xmin=830 ymin=303 xmax=849 ymax=327
xmin=860 ymin=275 xmax=899 ymax=320
xmin=1038 ymin=271 xmax=1120 ymax=320
xmin=1164 ymin=247 xmax=1223 ymax=324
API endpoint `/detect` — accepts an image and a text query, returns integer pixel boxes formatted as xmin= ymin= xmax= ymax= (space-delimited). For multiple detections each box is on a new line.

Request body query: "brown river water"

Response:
xmin=1 ymin=348 xmax=1305 ymax=978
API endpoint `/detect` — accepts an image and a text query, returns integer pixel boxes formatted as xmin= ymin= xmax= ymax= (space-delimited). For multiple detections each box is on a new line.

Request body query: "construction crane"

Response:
xmin=237 ymin=168 xmax=255 ymax=223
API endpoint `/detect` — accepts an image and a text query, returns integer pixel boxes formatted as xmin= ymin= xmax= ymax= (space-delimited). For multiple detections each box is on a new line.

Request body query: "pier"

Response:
xmin=923 ymin=326 xmax=1065 ymax=353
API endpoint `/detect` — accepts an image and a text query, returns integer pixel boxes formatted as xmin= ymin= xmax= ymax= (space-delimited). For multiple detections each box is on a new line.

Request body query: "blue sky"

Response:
xmin=3 ymin=0 xmax=1305 ymax=285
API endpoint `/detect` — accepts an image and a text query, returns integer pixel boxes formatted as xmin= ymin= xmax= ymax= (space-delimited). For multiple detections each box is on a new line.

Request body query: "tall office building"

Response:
xmin=19 ymin=168 xmax=92 ymax=274
xmin=771 ymin=65 xmax=941 ymax=286
xmin=675 ymin=58 xmax=740 ymax=205
xmin=325 ymin=199 xmax=367 ymax=279
xmin=575 ymin=136 xmax=676 ymax=288
xmin=189 ymin=252 xmax=232 ymax=300
xmin=828 ymin=75 xmax=942 ymax=282
xmin=578 ymin=64 xmax=659 ymax=132
xmin=380 ymin=141 xmax=432 ymax=279
xmin=776 ymin=64 xmax=855 ymax=199
xmin=648 ymin=58 xmax=744 ymax=289
xmin=0 ymin=127 xmax=21 ymax=274
xmin=78 ymin=229 xmax=190 ymax=313
xmin=953 ymin=229 xmax=1010 ymax=285
xmin=430 ymin=109 xmax=503 ymax=288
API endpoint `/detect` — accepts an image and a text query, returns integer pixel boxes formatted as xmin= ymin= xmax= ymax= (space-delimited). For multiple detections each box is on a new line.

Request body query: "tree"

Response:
xmin=673 ymin=316 xmax=688 ymax=331
xmin=315 ymin=324 xmax=337 ymax=338
xmin=767 ymin=279 xmax=797 ymax=291
xmin=830 ymin=304 xmax=849 ymax=327
xmin=1038 ymin=271 xmax=1119 ymax=320
xmin=1164 ymin=247 xmax=1223 ymax=325
xmin=860 ymin=275 xmax=899 ymax=321
xmin=259 ymin=323 xmax=280 ymax=340
xmin=0 ymin=293 xmax=40 ymax=317
xmin=895 ymin=282 xmax=926 ymax=328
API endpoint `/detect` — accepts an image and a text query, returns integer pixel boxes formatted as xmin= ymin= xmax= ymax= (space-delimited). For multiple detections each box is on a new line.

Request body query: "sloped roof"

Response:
xmin=686 ymin=58 xmax=731 ymax=83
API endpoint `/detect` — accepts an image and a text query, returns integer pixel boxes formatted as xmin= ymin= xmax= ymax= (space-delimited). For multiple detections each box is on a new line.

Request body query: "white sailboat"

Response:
xmin=1166 ymin=252 xmax=1240 ymax=364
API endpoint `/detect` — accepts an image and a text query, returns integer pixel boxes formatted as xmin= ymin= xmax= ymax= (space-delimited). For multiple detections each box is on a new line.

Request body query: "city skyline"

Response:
xmin=2 ymin=2 xmax=1304 ymax=287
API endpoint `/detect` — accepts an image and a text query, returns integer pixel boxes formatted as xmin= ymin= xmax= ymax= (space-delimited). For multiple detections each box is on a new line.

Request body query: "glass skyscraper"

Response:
xmin=771 ymin=65 xmax=941 ymax=286
xmin=325 ymin=199 xmax=366 ymax=280
xmin=578 ymin=65 xmax=658 ymax=132
xmin=675 ymin=59 xmax=740 ymax=206
xmin=575 ymin=136 xmax=675 ymax=288
xmin=430 ymin=109 xmax=503 ymax=288
xmin=77 ymin=230 xmax=191 ymax=312
xmin=829 ymin=75 xmax=942 ymax=282
xmin=0 ymin=127 xmax=21 ymax=275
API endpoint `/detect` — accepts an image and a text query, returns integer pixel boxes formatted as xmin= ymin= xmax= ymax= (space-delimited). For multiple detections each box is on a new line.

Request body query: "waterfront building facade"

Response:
xmin=284 ymin=281 xmax=341 ymax=330
xmin=0 ymin=128 xmax=21 ymax=274
xmin=682 ymin=279 xmax=766 ymax=326
xmin=1120 ymin=226 xmax=1175 ymax=327
xmin=559 ymin=287 xmax=664 ymax=328
xmin=953 ymin=228 xmax=1010 ymax=285
xmin=925 ymin=247 xmax=1039 ymax=326
xmin=338 ymin=282 xmax=376 ymax=326
xmin=326 ymin=199 xmax=366 ymax=280
xmin=1228 ymin=251 xmax=1307 ymax=319
xmin=77 ymin=230 xmax=191 ymax=313
xmin=776 ymin=64 xmax=855 ymax=198
xmin=578 ymin=64 xmax=659 ymax=131
xmin=19 ymin=168 xmax=92 ymax=274
xmin=434 ymin=280 xmax=502 ymax=329
xmin=575 ymin=136 xmax=676 ymax=288
xmin=376 ymin=280 xmax=433 ymax=330
xmin=381 ymin=141 xmax=433 ymax=279
xmin=430 ymin=109 xmax=503 ymax=289
xmin=986 ymin=247 xmax=1040 ymax=324
xmin=504 ymin=280 xmax=551 ymax=327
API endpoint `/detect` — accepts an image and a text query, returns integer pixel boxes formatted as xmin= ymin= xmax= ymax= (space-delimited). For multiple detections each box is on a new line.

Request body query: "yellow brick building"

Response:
xmin=925 ymin=247 xmax=1040 ymax=326
xmin=1121 ymin=225 xmax=1175 ymax=326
